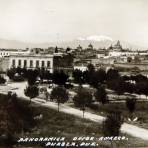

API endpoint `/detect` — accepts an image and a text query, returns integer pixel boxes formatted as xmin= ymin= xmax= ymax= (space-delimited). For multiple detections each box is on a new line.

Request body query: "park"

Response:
xmin=0 ymin=65 xmax=148 ymax=147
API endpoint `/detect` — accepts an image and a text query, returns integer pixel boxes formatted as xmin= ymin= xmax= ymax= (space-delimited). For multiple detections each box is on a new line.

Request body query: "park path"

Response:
xmin=2 ymin=82 xmax=148 ymax=141
xmin=34 ymin=101 xmax=148 ymax=141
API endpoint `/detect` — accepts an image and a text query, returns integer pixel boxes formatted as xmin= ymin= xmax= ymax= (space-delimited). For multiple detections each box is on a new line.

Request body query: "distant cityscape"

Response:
xmin=0 ymin=40 xmax=148 ymax=76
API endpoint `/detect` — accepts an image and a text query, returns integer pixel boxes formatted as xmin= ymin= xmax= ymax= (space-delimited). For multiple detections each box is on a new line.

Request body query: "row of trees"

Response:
xmin=48 ymin=84 xmax=135 ymax=119
xmin=23 ymin=81 xmax=136 ymax=120
xmin=81 ymin=64 xmax=148 ymax=98
xmin=72 ymin=64 xmax=107 ymax=87
xmin=23 ymin=83 xmax=108 ymax=116
xmin=7 ymin=67 xmax=69 ymax=86
xmin=7 ymin=65 xmax=119 ymax=87
xmin=7 ymin=65 xmax=148 ymax=98
xmin=107 ymin=76 xmax=148 ymax=98
xmin=73 ymin=64 xmax=148 ymax=98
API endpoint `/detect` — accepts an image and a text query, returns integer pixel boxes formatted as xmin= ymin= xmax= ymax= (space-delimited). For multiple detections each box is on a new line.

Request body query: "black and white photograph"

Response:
xmin=0 ymin=0 xmax=148 ymax=147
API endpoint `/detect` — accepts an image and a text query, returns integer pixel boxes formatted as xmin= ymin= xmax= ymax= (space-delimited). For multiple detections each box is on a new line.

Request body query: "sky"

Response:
xmin=0 ymin=0 xmax=148 ymax=47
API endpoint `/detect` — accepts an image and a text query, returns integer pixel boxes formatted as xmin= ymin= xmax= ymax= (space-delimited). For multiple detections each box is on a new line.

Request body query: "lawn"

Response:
xmin=18 ymin=104 xmax=148 ymax=148
xmin=0 ymin=93 xmax=148 ymax=147
xmin=71 ymin=101 xmax=148 ymax=130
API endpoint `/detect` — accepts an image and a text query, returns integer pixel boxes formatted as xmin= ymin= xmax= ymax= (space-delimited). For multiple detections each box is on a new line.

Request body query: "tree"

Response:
xmin=102 ymin=111 xmax=123 ymax=148
xmin=124 ymin=82 xmax=135 ymax=94
xmin=94 ymin=85 xmax=108 ymax=105
xmin=24 ymin=85 xmax=39 ymax=104
xmin=90 ymin=69 xmax=106 ymax=88
xmin=87 ymin=63 xmax=95 ymax=74
xmin=87 ymin=64 xmax=95 ymax=85
xmin=50 ymin=86 xmax=69 ymax=112
xmin=88 ymin=72 xmax=99 ymax=88
xmin=134 ymin=74 xmax=147 ymax=83
xmin=103 ymin=111 xmax=123 ymax=136
xmin=44 ymin=70 xmax=52 ymax=81
xmin=114 ymin=78 xmax=125 ymax=99
xmin=143 ymin=81 xmax=148 ymax=98
xmin=39 ymin=68 xmax=46 ymax=81
xmin=135 ymin=81 xmax=148 ymax=98
xmin=0 ymin=75 xmax=6 ymax=84
xmin=107 ymin=78 xmax=125 ymax=99
xmin=73 ymin=86 xmax=93 ymax=118
xmin=12 ymin=73 xmax=24 ymax=82
xmin=16 ymin=67 xmax=22 ymax=75
xmin=106 ymin=68 xmax=120 ymax=81
xmin=96 ymin=69 xmax=106 ymax=83
xmin=72 ymin=69 xmax=84 ymax=84
xmin=82 ymin=70 xmax=89 ymax=84
xmin=66 ymin=47 xmax=71 ymax=53
xmin=126 ymin=98 xmax=136 ymax=117
xmin=21 ymin=67 xmax=27 ymax=78
xmin=7 ymin=68 xmax=16 ymax=80
xmin=52 ymin=70 xmax=68 ymax=85
xmin=135 ymin=83 xmax=143 ymax=98
xmin=26 ymin=69 xmax=39 ymax=85
xmin=55 ymin=46 xmax=58 ymax=53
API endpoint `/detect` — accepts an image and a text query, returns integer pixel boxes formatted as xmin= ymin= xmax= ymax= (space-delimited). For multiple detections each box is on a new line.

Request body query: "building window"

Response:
xmin=24 ymin=60 xmax=27 ymax=67
xmin=18 ymin=60 xmax=21 ymax=67
xmin=12 ymin=59 xmax=15 ymax=67
xmin=30 ymin=60 xmax=33 ymax=67
xmin=41 ymin=61 xmax=44 ymax=67
xmin=36 ymin=60 xmax=39 ymax=67
xmin=47 ymin=61 xmax=50 ymax=68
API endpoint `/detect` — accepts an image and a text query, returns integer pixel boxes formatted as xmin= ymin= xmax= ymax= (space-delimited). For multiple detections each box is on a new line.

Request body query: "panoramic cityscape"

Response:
xmin=1 ymin=0 xmax=148 ymax=148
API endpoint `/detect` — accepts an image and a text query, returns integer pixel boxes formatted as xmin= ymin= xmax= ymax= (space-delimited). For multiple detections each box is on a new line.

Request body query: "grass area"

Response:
xmin=0 ymin=93 xmax=148 ymax=147
xmin=69 ymin=101 xmax=148 ymax=130
xmin=20 ymin=104 xmax=148 ymax=148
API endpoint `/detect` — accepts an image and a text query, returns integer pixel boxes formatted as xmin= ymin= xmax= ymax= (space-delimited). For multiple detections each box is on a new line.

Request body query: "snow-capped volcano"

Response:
xmin=0 ymin=36 xmax=145 ymax=50
xmin=77 ymin=35 xmax=113 ymax=42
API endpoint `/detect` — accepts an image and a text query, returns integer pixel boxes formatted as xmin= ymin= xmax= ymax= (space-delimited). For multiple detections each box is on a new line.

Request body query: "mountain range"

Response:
xmin=0 ymin=36 xmax=147 ymax=51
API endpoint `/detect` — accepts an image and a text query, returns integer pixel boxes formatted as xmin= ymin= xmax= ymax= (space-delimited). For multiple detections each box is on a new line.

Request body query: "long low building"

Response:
xmin=114 ymin=62 xmax=148 ymax=71
xmin=0 ymin=48 xmax=30 ymax=58
xmin=0 ymin=54 xmax=54 ymax=73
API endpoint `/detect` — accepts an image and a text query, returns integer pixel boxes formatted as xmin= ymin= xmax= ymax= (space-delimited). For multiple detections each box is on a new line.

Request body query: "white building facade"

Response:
xmin=0 ymin=49 xmax=30 ymax=58
xmin=108 ymin=51 xmax=138 ymax=57
xmin=8 ymin=54 xmax=54 ymax=73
